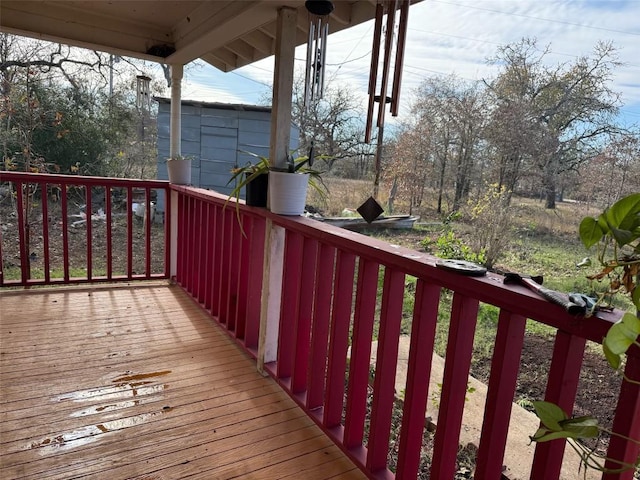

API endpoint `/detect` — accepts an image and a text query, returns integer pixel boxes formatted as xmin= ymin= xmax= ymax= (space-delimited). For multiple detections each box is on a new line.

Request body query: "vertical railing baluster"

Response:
xmin=344 ymin=258 xmax=380 ymax=448
xmin=210 ymin=203 xmax=223 ymax=317
xmin=217 ymin=209 xmax=232 ymax=324
xmin=430 ymin=293 xmax=480 ymax=479
xmin=126 ymin=186 xmax=133 ymax=279
xmin=395 ymin=280 xmax=441 ymax=478
xmin=475 ymin=309 xmax=527 ymax=478
xmin=244 ymin=215 xmax=265 ymax=351
xmin=235 ymin=212 xmax=252 ymax=341
xmin=163 ymin=186 xmax=171 ymax=279
xmin=227 ymin=211 xmax=241 ymax=333
xmin=145 ymin=186 xmax=152 ymax=278
xmin=307 ymin=243 xmax=336 ymax=410
xmin=61 ymin=182 xmax=70 ymax=282
xmin=603 ymin=348 xmax=640 ymax=480
xmin=176 ymin=193 xmax=185 ymax=283
xmin=16 ymin=181 xmax=27 ymax=284
xmin=41 ymin=182 xmax=50 ymax=284
xmin=86 ymin=184 xmax=92 ymax=281
xmin=291 ymin=236 xmax=319 ymax=396
xmin=193 ymin=198 xmax=203 ymax=300
xmin=367 ymin=267 xmax=405 ymax=472
xmin=324 ymin=251 xmax=356 ymax=428
xmin=277 ymin=230 xmax=304 ymax=382
xmin=202 ymin=203 xmax=212 ymax=309
xmin=106 ymin=186 xmax=113 ymax=280
xmin=531 ymin=331 xmax=586 ymax=479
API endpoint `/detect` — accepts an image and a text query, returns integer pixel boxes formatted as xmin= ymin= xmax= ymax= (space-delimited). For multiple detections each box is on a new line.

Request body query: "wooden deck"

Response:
xmin=0 ymin=283 xmax=366 ymax=480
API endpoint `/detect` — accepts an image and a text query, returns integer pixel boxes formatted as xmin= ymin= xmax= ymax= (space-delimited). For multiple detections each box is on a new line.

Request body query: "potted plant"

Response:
xmin=227 ymin=143 xmax=326 ymax=215
xmin=166 ymin=155 xmax=192 ymax=185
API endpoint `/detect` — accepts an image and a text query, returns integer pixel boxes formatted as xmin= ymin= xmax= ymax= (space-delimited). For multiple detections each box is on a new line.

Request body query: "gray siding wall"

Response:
xmin=156 ymin=101 xmax=299 ymax=212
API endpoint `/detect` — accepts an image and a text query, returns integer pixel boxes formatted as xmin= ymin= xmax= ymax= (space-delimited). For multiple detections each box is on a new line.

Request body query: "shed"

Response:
xmin=155 ymin=97 xmax=299 ymax=211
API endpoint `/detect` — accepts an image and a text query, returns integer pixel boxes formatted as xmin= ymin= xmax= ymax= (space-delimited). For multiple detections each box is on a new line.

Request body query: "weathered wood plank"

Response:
xmin=0 ymin=284 xmax=366 ymax=480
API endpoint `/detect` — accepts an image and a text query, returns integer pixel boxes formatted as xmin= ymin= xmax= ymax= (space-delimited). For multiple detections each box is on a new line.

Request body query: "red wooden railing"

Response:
xmin=0 ymin=171 xmax=170 ymax=286
xmin=2 ymin=174 xmax=638 ymax=479
xmin=171 ymin=185 xmax=639 ymax=480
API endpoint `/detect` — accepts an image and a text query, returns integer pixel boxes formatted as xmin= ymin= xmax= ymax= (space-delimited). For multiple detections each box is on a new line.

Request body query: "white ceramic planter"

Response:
xmin=268 ymin=170 xmax=309 ymax=215
xmin=167 ymin=159 xmax=191 ymax=185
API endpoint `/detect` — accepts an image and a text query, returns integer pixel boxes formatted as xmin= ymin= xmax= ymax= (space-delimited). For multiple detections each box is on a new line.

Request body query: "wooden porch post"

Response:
xmin=258 ymin=6 xmax=297 ymax=372
xmin=169 ymin=64 xmax=183 ymax=280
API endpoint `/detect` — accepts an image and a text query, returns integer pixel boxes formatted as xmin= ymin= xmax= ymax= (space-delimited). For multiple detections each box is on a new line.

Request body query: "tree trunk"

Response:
xmin=545 ymin=181 xmax=557 ymax=209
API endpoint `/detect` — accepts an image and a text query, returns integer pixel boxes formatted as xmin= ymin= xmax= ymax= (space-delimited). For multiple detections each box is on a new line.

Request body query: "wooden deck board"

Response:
xmin=0 ymin=284 xmax=366 ymax=480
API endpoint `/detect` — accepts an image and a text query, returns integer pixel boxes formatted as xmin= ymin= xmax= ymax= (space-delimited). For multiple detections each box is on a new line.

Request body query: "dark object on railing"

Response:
xmin=357 ymin=196 xmax=384 ymax=223
xmin=504 ymin=272 xmax=586 ymax=315
xmin=435 ymin=259 xmax=487 ymax=277
xmin=244 ymin=173 xmax=268 ymax=207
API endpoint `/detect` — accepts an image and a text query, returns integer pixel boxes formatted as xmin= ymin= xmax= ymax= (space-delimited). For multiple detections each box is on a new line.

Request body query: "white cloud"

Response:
xmin=184 ymin=0 xmax=640 ymax=126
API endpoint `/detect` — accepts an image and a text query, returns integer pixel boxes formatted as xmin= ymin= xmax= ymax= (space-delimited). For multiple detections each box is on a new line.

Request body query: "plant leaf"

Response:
xmin=533 ymin=401 xmax=567 ymax=431
xmin=559 ymin=416 xmax=599 ymax=438
xmin=603 ymin=341 xmax=621 ymax=370
xmin=603 ymin=193 xmax=640 ymax=246
xmin=603 ymin=312 xmax=640 ymax=356
xmin=579 ymin=217 xmax=604 ymax=249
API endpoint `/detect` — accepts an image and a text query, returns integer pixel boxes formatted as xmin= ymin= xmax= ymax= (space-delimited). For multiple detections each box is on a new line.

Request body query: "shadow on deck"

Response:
xmin=0 ymin=283 xmax=366 ymax=480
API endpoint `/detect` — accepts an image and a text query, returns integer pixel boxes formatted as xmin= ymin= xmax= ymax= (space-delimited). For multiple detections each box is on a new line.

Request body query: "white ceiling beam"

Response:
xmin=226 ymin=39 xmax=257 ymax=63
xmin=168 ymin=1 xmax=278 ymax=65
xmin=242 ymin=30 xmax=275 ymax=56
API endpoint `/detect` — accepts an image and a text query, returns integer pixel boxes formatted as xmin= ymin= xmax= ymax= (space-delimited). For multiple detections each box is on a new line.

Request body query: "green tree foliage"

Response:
xmin=390 ymin=38 xmax=632 ymax=213
xmin=1 ymin=33 xmax=158 ymax=178
xmin=487 ymin=39 xmax=621 ymax=209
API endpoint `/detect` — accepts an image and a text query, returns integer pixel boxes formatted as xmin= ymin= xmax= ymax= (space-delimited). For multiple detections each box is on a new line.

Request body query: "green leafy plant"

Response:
xmin=531 ymin=192 xmax=640 ymax=476
xmin=226 ymin=145 xmax=327 ymax=208
xmin=579 ymin=192 xmax=640 ymax=370
xmin=422 ymin=230 xmax=486 ymax=265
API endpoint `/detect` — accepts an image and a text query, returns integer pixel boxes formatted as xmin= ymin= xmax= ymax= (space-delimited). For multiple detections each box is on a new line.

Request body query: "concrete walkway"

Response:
xmin=369 ymin=337 xmax=598 ymax=480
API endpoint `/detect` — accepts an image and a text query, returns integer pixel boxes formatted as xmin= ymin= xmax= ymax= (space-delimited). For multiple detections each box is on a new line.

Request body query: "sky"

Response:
xmin=163 ymin=0 xmax=640 ymax=129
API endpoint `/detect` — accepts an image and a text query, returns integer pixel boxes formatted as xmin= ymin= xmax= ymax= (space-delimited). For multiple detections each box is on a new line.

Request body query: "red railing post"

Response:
xmin=41 ymin=182 xmax=51 ymax=283
xmin=244 ymin=215 xmax=266 ymax=351
xmin=106 ymin=185 xmax=113 ymax=280
xmin=430 ymin=293 xmax=480 ymax=479
xmin=344 ymin=258 xmax=380 ymax=448
xmin=475 ymin=309 xmax=527 ymax=478
xmin=395 ymin=280 xmax=441 ymax=478
xmin=291 ymin=236 xmax=319 ymax=396
xmin=277 ymin=230 xmax=304 ymax=381
xmin=324 ymin=251 xmax=356 ymax=428
xmin=367 ymin=267 xmax=406 ymax=472
xmin=16 ymin=181 xmax=28 ymax=284
xmin=531 ymin=331 xmax=586 ymax=479
xmin=86 ymin=185 xmax=93 ymax=281
xmin=306 ymin=243 xmax=336 ymax=410
xmin=603 ymin=347 xmax=640 ymax=480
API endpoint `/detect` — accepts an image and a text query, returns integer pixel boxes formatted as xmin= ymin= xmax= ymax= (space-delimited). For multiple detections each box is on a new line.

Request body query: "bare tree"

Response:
xmin=486 ymin=38 xmax=621 ymax=208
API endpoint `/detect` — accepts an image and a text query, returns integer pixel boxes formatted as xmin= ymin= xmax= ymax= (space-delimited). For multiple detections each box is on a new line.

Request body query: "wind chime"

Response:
xmin=365 ymin=0 xmax=411 ymax=197
xmin=136 ymin=74 xmax=151 ymax=141
xmin=303 ymin=1 xmax=334 ymax=111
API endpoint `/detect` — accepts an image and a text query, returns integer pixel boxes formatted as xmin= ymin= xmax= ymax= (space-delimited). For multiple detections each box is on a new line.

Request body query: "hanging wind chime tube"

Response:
xmin=364 ymin=0 xmax=411 ymax=143
xmin=136 ymin=75 xmax=151 ymax=113
xmin=303 ymin=1 xmax=333 ymax=111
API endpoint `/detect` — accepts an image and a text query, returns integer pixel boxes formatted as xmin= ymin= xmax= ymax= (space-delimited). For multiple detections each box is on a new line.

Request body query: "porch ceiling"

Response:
xmin=0 ymin=0 xmax=387 ymax=71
